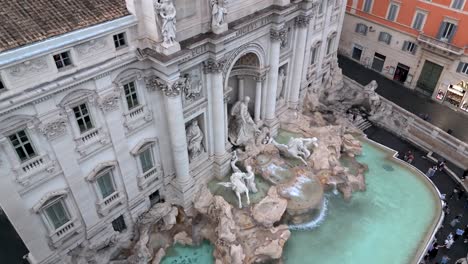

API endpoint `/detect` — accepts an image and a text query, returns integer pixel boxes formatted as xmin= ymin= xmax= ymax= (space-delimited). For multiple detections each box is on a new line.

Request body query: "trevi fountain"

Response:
xmin=67 ymin=60 xmax=442 ymax=264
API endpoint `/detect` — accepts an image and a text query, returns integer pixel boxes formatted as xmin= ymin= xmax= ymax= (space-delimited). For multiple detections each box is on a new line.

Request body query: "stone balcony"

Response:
xmin=14 ymin=154 xmax=58 ymax=188
xmin=96 ymin=191 xmax=125 ymax=216
xmin=137 ymin=165 xmax=163 ymax=190
xmin=417 ymin=34 xmax=464 ymax=58
xmin=49 ymin=217 xmax=82 ymax=248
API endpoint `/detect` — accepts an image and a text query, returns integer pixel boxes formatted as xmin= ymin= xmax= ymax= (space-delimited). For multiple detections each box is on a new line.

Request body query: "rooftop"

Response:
xmin=0 ymin=0 xmax=130 ymax=53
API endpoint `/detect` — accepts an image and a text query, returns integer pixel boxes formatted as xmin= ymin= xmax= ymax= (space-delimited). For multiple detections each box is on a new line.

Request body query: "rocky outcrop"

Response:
xmin=342 ymin=134 xmax=362 ymax=157
xmin=252 ymin=187 xmax=287 ymax=228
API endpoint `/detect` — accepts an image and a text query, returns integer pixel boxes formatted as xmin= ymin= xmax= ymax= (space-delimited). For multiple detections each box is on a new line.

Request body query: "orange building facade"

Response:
xmin=339 ymin=0 xmax=468 ymax=112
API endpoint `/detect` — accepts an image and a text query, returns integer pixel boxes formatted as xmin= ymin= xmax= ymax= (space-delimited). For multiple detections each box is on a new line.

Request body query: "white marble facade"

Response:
xmin=0 ymin=0 xmax=345 ymax=263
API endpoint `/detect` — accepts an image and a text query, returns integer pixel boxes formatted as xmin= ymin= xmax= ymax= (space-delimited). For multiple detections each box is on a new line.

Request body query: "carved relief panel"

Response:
xmin=181 ymin=67 xmax=204 ymax=106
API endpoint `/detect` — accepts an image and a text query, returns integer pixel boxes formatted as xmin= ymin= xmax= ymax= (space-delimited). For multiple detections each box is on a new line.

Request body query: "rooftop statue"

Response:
xmin=154 ymin=0 xmax=177 ymax=48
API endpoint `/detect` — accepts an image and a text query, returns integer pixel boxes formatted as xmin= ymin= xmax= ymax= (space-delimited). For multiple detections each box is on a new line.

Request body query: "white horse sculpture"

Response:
xmin=218 ymin=151 xmax=257 ymax=208
xmin=270 ymin=137 xmax=319 ymax=165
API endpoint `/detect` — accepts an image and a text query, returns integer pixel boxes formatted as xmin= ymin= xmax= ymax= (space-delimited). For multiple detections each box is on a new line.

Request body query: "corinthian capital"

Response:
xmin=270 ymin=28 xmax=287 ymax=42
xmin=145 ymin=75 xmax=168 ymax=92
xmin=203 ymin=59 xmax=226 ymax=74
xmin=295 ymin=15 xmax=311 ymax=28
xmin=163 ymin=81 xmax=183 ymax=97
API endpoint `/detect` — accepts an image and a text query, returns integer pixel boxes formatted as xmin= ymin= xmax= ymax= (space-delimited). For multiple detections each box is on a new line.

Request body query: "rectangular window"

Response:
xmin=53 ymin=51 xmax=72 ymax=69
xmin=439 ymin=22 xmax=457 ymax=42
xmin=9 ymin=130 xmax=37 ymax=162
xmin=73 ymin=103 xmax=94 ymax=133
xmin=44 ymin=199 xmax=70 ymax=229
xmin=326 ymin=36 xmax=335 ymax=55
xmin=310 ymin=47 xmax=317 ymax=64
xmin=113 ymin=33 xmax=127 ymax=49
xmin=0 ymin=80 xmax=5 ymax=91
xmin=112 ymin=215 xmax=127 ymax=232
xmin=402 ymin=41 xmax=418 ymax=54
xmin=412 ymin=12 xmax=426 ymax=31
xmin=457 ymin=62 xmax=468 ymax=75
xmin=451 ymin=0 xmax=465 ymax=9
xmin=378 ymin=32 xmax=392 ymax=44
xmin=387 ymin=4 xmax=399 ymax=21
xmin=123 ymin=81 xmax=140 ymax=110
xmin=139 ymin=148 xmax=155 ymax=173
xmin=355 ymin=23 xmax=368 ymax=35
xmin=97 ymin=171 xmax=116 ymax=198
xmin=363 ymin=0 xmax=373 ymax=13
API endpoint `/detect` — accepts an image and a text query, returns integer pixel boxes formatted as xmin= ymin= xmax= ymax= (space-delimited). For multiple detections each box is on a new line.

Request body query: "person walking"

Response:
xmin=428 ymin=242 xmax=444 ymax=260
xmin=426 ymin=165 xmax=437 ymax=178
xmin=437 ymin=159 xmax=446 ymax=171
xmin=450 ymin=215 xmax=461 ymax=227
xmin=444 ymin=233 xmax=454 ymax=249
xmin=448 ymin=187 xmax=461 ymax=200
xmin=440 ymin=255 xmax=450 ymax=264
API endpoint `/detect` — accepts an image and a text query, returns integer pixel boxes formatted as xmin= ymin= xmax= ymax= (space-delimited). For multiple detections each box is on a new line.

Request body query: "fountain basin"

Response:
xmin=282 ymin=139 xmax=442 ymax=264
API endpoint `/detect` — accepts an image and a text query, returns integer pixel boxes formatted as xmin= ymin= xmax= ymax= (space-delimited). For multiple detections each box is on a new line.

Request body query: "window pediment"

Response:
xmin=59 ymin=89 xmax=97 ymax=108
xmin=113 ymin=68 xmax=144 ymax=87
xmin=86 ymin=161 xmax=117 ymax=181
xmin=32 ymin=189 xmax=68 ymax=212
xmin=0 ymin=115 xmax=38 ymax=133
xmin=130 ymin=138 xmax=158 ymax=155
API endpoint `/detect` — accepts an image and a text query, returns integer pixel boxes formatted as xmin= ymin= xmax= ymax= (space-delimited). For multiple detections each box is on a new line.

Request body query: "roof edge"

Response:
xmin=0 ymin=15 xmax=138 ymax=68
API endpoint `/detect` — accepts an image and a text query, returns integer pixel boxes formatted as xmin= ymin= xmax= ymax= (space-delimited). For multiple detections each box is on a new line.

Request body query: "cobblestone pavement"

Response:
xmin=365 ymin=126 xmax=468 ymax=264
xmin=338 ymin=55 xmax=468 ymax=143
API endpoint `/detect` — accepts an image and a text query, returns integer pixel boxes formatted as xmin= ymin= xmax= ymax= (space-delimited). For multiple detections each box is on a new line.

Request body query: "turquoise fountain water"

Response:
xmin=161 ymin=140 xmax=441 ymax=264
xmin=282 ymin=141 xmax=440 ymax=264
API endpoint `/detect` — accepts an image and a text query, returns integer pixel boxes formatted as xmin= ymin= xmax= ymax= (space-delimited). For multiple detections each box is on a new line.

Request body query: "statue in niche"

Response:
xmin=211 ymin=0 xmax=228 ymax=26
xmin=229 ymin=96 xmax=258 ymax=147
xmin=154 ymin=0 xmax=177 ymax=48
xmin=276 ymin=67 xmax=286 ymax=100
xmin=186 ymin=120 xmax=205 ymax=161
xmin=183 ymin=74 xmax=202 ymax=101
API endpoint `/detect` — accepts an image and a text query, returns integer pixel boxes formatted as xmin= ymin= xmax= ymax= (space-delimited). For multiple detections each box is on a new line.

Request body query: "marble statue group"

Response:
xmin=229 ymin=96 xmax=259 ymax=147
xmin=271 ymin=137 xmax=319 ymax=165
xmin=218 ymin=151 xmax=258 ymax=209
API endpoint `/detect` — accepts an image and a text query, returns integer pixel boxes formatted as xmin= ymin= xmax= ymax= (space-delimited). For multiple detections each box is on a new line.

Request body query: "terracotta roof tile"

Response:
xmin=0 ymin=0 xmax=130 ymax=52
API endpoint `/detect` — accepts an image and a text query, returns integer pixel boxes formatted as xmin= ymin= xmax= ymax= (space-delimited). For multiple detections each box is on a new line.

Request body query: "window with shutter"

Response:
xmin=378 ymin=32 xmax=392 ymax=44
xmin=363 ymin=0 xmax=372 ymax=13
xmin=439 ymin=22 xmax=457 ymax=42
xmin=387 ymin=4 xmax=399 ymax=21
xmin=355 ymin=23 xmax=368 ymax=35
xmin=451 ymin=0 xmax=465 ymax=9
xmin=457 ymin=62 xmax=468 ymax=75
xmin=412 ymin=12 xmax=426 ymax=31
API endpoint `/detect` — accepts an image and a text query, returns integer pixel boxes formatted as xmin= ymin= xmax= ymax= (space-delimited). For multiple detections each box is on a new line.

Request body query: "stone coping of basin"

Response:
xmin=362 ymin=136 xmax=444 ymax=264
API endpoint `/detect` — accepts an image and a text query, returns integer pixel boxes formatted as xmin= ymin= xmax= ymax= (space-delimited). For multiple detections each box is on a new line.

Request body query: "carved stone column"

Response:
xmin=203 ymin=59 xmax=229 ymax=177
xmin=238 ymin=76 xmax=245 ymax=101
xmin=145 ymin=76 xmax=194 ymax=207
xmin=289 ymin=15 xmax=311 ymax=109
xmin=254 ymin=75 xmax=265 ymax=123
xmin=265 ymin=28 xmax=287 ymax=131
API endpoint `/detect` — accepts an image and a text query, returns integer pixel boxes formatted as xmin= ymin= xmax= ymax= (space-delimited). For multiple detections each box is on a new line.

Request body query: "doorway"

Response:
xmin=393 ymin=63 xmax=410 ymax=83
xmin=352 ymin=45 xmax=363 ymax=61
xmin=371 ymin=53 xmax=386 ymax=72
xmin=416 ymin=60 xmax=444 ymax=94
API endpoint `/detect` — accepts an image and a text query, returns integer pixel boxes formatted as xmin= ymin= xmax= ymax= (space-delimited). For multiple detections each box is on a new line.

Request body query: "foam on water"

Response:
xmin=283 ymin=175 xmax=312 ymax=197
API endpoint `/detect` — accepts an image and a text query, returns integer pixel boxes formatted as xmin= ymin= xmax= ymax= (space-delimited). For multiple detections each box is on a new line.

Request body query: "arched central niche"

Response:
xmin=226 ymin=52 xmax=261 ymax=116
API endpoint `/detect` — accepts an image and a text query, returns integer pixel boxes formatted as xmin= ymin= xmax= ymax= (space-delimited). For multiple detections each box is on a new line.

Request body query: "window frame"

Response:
xmin=441 ymin=22 xmax=456 ymax=40
xmin=72 ymin=103 xmax=95 ymax=134
xmin=386 ymin=3 xmax=400 ymax=22
xmin=402 ymin=41 xmax=418 ymax=54
xmin=310 ymin=42 xmax=322 ymax=65
xmin=8 ymin=129 xmax=37 ymax=163
xmin=355 ymin=23 xmax=368 ymax=36
xmin=53 ymin=51 xmax=73 ymax=70
xmin=113 ymin=32 xmax=127 ymax=49
xmin=378 ymin=32 xmax=392 ymax=45
xmin=411 ymin=11 xmax=427 ymax=31
xmin=457 ymin=62 xmax=468 ymax=75
xmin=42 ymin=197 xmax=72 ymax=231
xmin=123 ymin=81 xmax=140 ymax=111
xmin=95 ymin=169 xmax=117 ymax=199
xmin=451 ymin=0 xmax=465 ymax=10
xmin=139 ymin=146 xmax=156 ymax=174
xmin=362 ymin=0 xmax=373 ymax=13
xmin=326 ymin=34 xmax=336 ymax=55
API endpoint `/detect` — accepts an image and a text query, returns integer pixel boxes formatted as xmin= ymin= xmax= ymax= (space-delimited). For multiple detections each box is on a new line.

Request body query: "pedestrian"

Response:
xmin=426 ymin=165 xmax=437 ymax=178
xmin=450 ymin=215 xmax=461 ymax=227
xmin=448 ymin=187 xmax=460 ymax=200
xmin=461 ymin=169 xmax=467 ymax=181
xmin=437 ymin=159 xmax=446 ymax=171
xmin=440 ymin=255 xmax=450 ymax=264
xmin=454 ymin=227 xmax=464 ymax=241
xmin=428 ymin=242 xmax=443 ymax=260
xmin=444 ymin=233 xmax=454 ymax=249
xmin=443 ymin=204 xmax=450 ymax=216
